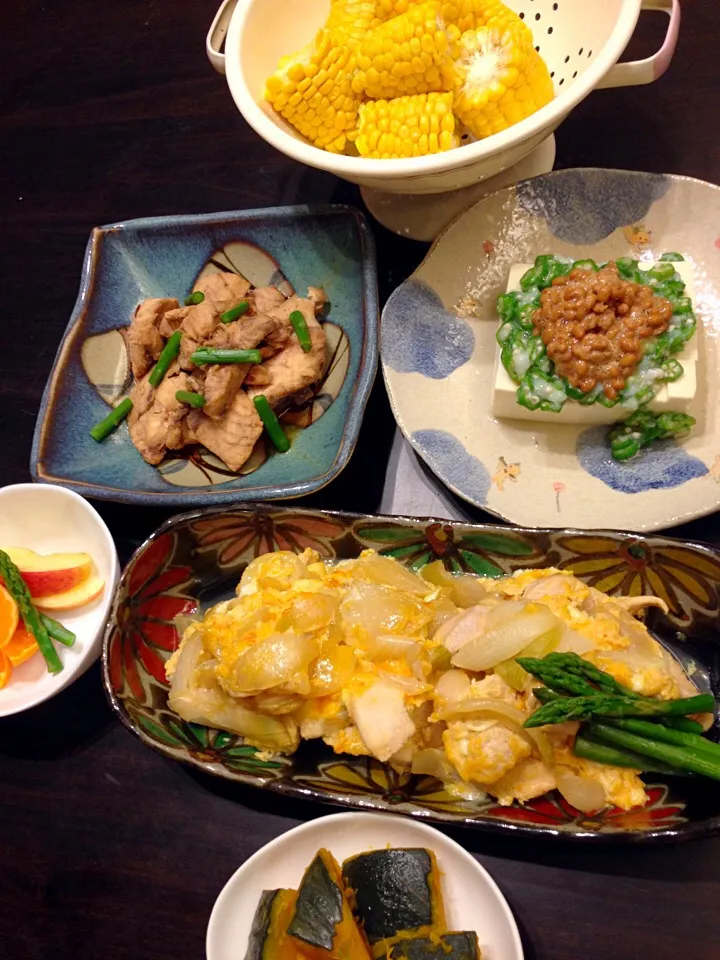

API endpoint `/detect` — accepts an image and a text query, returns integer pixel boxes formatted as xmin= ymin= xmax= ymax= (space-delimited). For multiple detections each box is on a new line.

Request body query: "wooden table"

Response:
xmin=2 ymin=2 xmax=720 ymax=958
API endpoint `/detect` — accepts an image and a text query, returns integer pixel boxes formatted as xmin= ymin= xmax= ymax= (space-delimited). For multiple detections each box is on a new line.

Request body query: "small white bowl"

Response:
xmin=0 ymin=483 xmax=119 ymax=717
xmin=206 ymin=812 xmax=523 ymax=960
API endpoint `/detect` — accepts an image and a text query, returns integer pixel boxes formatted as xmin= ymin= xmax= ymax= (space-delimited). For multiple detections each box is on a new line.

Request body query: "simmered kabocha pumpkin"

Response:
xmin=342 ymin=849 xmax=446 ymax=957
xmin=389 ymin=933 xmax=481 ymax=960
xmin=245 ymin=889 xmax=300 ymax=960
xmin=288 ymin=849 xmax=372 ymax=960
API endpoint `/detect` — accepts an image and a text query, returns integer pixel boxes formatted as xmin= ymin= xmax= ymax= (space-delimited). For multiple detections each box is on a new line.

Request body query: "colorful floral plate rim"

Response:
xmin=103 ymin=503 xmax=720 ymax=842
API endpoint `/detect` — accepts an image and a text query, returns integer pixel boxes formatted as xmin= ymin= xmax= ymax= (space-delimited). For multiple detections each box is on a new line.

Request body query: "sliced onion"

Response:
xmin=452 ymin=602 xmax=561 ymax=672
xmin=340 ymin=583 xmax=430 ymax=639
xmin=377 ymin=668 xmax=429 ymax=694
xmin=436 ymin=698 xmax=529 ymax=725
xmin=356 ymin=634 xmax=418 ymax=661
xmin=277 ymin=591 xmax=339 ymax=632
xmin=421 ymin=560 xmax=495 ymax=607
xmin=556 ymin=771 xmax=606 ymax=813
xmin=406 ymin=643 xmax=429 ymax=681
xmin=526 ymin=728 xmax=554 ymax=768
xmin=522 ymin=574 xmax=575 ymax=601
xmin=557 ymin=627 xmax=596 ymax=656
xmin=225 ymin=633 xmax=320 ymax=694
xmin=308 ymin=645 xmax=356 ymax=695
xmin=435 ymin=604 xmax=496 ymax=653
xmin=434 ymin=669 xmax=471 ymax=702
xmin=354 ymin=553 xmax=431 ymax=597
xmin=412 ymin=747 xmax=457 ymax=780
xmin=239 ymin=551 xmax=308 ymax=592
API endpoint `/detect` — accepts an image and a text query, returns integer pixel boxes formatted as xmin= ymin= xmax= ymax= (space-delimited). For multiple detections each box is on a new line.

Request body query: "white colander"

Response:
xmin=207 ymin=0 xmax=680 ymax=194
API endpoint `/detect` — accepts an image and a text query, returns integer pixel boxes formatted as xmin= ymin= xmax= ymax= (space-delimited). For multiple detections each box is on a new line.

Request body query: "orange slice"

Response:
xmin=4 ymin=626 xmax=39 ymax=667
xmin=0 ymin=584 xmax=19 ymax=649
xmin=0 ymin=649 xmax=11 ymax=688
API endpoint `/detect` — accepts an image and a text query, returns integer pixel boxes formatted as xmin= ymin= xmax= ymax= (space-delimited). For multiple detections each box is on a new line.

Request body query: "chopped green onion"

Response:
xmin=290 ymin=310 xmax=313 ymax=353
xmin=149 ymin=331 xmax=182 ymax=387
xmin=190 ymin=348 xmax=262 ymax=366
xmin=253 ymin=395 xmax=290 ymax=453
xmin=175 ymin=390 xmax=206 ymax=408
xmin=184 ymin=291 xmax=205 ymax=306
xmin=90 ymin=397 xmax=133 ymax=442
xmin=220 ymin=301 xmax=250 ymax=324
xmin=659 ymin=252 xmax=685 ymax=262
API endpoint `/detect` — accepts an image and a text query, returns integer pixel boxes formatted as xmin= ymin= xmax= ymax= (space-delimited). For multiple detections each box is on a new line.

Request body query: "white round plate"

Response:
xmin=0 ymin=483 xmax=119 ymax=717
xmin=206 ymin=812 xmax=523 ymax=960
xmin=382 ymin=168 xmax=720 ymax=532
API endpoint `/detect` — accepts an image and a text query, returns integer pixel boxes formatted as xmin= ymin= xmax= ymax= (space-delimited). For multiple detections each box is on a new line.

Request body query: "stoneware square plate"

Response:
xmin=31 ymin=206 xmax=378 ymax=505
xmin=103 ymin=504 xmax=720 ymax=842
xmin=381 ymin=168 xmax=720 ymax=532
xmin=206 ymin=812 xmax=523 ymax=960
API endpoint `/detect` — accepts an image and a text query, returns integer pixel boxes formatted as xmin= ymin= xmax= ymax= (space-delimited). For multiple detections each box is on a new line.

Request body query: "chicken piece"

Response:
xmin=158 ymin=306 xmax=190 ymax=339
xmin=557 ymin=753 xmax=647 ymax=811
xmin=203 ymin=365 xmax=248 ymax=420
xmin=128 ymin=372 xmax=155 ymax=426
xmin=468 ymin=673 xmax=524 ymax=710
xmin=207 ymin=313 xmax=278 ymax=350
xmin=614 ymin=596 xmax=669 ymax=616
xmin=443 ymin=719 xmax=532 ymax=785
xmin=307 ymin=286 xmax=328 ymax=313
xmin=124 ymin=297 xmax=179 ymax=378
xmin=264 ymin=294 xmax=311 ymax=350
xmin=178 ymin=300 xmax=222 ymax=369
xmin=491 ymin=759 xmax=557 ymax=806
xmin=188 ymin=390 xmax=263 ymax=472
xmin=346 ymin=681 xmax=415 ymax=763
xmin=253 ymin=285 xmax=286 ymax=313
xmin=129 ymin=372 xmax=192 ymax=465
xmin=193 ymin=271 xmax=251 ymax=304
xmin=244 ymin=365 xmax=272 ymax=386
xmin=246 ymin=299 xmax=326 ymax=407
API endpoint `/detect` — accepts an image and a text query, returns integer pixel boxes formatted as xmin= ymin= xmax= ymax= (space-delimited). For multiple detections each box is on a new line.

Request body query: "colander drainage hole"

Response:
xmin=547 ymin=26 xmax=553 ymax=33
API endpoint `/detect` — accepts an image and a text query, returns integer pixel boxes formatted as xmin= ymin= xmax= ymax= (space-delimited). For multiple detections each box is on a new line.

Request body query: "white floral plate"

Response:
xmin=381 ymin=168 xmax=720 ymax=532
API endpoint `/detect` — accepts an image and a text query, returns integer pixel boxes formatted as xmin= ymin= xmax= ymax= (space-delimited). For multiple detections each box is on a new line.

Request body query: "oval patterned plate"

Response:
xmin=381 ymin=169 xmax=720 ymax=532
xmin=103 ymin=505 xmax=720 ymax=842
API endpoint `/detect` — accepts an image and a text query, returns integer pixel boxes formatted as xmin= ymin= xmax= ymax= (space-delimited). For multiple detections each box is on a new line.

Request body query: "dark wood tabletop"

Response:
xmin=2 ymin=2 xmax=720 ymax=958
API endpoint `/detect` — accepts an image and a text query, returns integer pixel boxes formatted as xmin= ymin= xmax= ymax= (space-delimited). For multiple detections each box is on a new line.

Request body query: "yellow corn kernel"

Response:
xmin=441 ymin=0 xmax=527 ymax=47
xmin=373 ymin=0 xmax=419 ymax=22
xmin=355 ymin=92 xmax=459 ymax=157
xmin=265 ymin=33 xmax=361 ymax=153
xmin=452 ymin=21 xmax=554 ymax=140
xmin=352 ymin=1 xmax=457 ymax=99
xmin=326 ymin=0 xmax=378 ymax=47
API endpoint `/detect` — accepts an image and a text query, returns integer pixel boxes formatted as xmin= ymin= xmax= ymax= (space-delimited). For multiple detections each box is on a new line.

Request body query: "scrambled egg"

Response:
xmin=166 ymin=555 xmax=699 ymax=814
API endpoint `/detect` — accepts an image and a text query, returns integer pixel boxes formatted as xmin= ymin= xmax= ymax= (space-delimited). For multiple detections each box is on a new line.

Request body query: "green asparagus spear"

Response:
xmin=0 ymin=551 xmax=62 ymax=673
xmin=588 ymin=723 xmax=720 ymax=781
xmin=149 ymin=331 xmax=182 ymax=387
xmin=520 ymin=653 xmax=703 ymax=733
xmin=40 ymin=614 xmax=76 ymax=647
xmin=605 ymin=718 xmax=720 ymax=756
xmin=574 ymin=732 xmax=680 ymax=774
xmin=524 ymin=692 xmax=714 ymax=728
xmin=532 ymin=686 xmax=561 ymax=705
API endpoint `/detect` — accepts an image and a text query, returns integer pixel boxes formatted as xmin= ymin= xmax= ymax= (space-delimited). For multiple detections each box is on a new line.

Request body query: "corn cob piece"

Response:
xmin=355 ymin=91 xmax=458 ymax=158
xmin=452 ymin=22 xmax=554 ymax=139
xmin=372 ymin=0 xmax=422 ymax=23
xmin=441 ymin=0 xmax=523 ymax=45
xmin=352 ymin=1 xmax=457 ymax=100
xmin=327 ymin=0 xmax=378 ymax=47
xmin=265 ymin=32 xmax=361 ymax=154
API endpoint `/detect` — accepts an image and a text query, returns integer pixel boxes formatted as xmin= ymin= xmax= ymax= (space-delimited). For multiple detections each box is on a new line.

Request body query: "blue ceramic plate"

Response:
xmin=382 ymin=169 xmax=720 ymax=533
xmin=31 ymin=206 xmax=378 ymax=505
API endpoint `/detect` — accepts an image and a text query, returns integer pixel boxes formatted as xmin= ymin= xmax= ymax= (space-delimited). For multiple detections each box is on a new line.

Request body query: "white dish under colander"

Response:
xmin=207 ymin=0 xmax=680 ymax=194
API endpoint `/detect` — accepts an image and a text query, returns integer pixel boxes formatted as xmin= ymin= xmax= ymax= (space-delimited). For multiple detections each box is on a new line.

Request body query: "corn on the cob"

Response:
xmin=326 ymin=0 xmax=378 ymax=47
xmin=372 ymin=0 xmax=421 ymax=23
xmin=355 ymin=91 xmax=459 ymax=158
xmin=352 ymin=1 xmax=457 ymax=100
xmin=452 ymin=22 xmax=554 ymax=139
xmin=441 ymin=0 xmax=521 ymax=45
xmin=265 ymin=32 xmax=361 ymax=153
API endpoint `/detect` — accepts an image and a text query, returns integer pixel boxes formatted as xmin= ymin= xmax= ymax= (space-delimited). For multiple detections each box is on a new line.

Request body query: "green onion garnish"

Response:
xmin=253 ymin=395 xmax=290 ymax=452
xmin=90 ymin=397 xmax=133 ymax=442
xmin=175 ymin=390 xmax=206 ymax=408
xmin=220 ymin=301 xmax=250 ymax=323
xmin=290 ymin=309 xmax=313 ymax=352
xmin=184 ymin=291 xmax=205 ymax=306
xmin=149 ymin=331 xmax=182 ymax=387
xmin=190 ymin=348 xmax=262 ymax=366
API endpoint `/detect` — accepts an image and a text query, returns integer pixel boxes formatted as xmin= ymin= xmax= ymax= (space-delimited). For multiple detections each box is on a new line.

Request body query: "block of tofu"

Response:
xmin=492 ymin=260 xmax=699 ymax=424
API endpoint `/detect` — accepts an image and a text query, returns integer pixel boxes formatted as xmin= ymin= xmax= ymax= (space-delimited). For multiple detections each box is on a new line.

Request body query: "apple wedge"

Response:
xmin=3 ymin=547 xmax=93 ymax=598
xmin=34 ymin=576 xmax=105 ymax=611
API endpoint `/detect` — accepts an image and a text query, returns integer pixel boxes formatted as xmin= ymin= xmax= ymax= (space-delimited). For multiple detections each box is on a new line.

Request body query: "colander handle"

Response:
xmin=597 ymin=0 xmax=680 ymax=89
xmin=206 ymin=0 xmax=239 ymax=75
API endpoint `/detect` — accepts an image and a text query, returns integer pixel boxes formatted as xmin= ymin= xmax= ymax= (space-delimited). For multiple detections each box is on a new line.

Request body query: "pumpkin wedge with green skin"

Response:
xmin=342 ymin=849 xmax=446 ymax=957
xmin=388 ymin=933 xmax=481 ymax=960
xmin=245 ymin=889 xmax=299 ymax=960
xmin=288 ymin=849 xmax=372 ymax=960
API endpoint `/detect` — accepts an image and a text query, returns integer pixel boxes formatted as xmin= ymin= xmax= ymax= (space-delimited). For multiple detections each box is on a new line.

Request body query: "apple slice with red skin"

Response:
xmin=2 ymin=547 xmax=93 ymax=598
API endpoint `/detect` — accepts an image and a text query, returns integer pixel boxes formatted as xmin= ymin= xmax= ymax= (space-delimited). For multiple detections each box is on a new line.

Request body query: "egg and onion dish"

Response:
xmin=166 ymin=550 xmax=710 ymax=813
